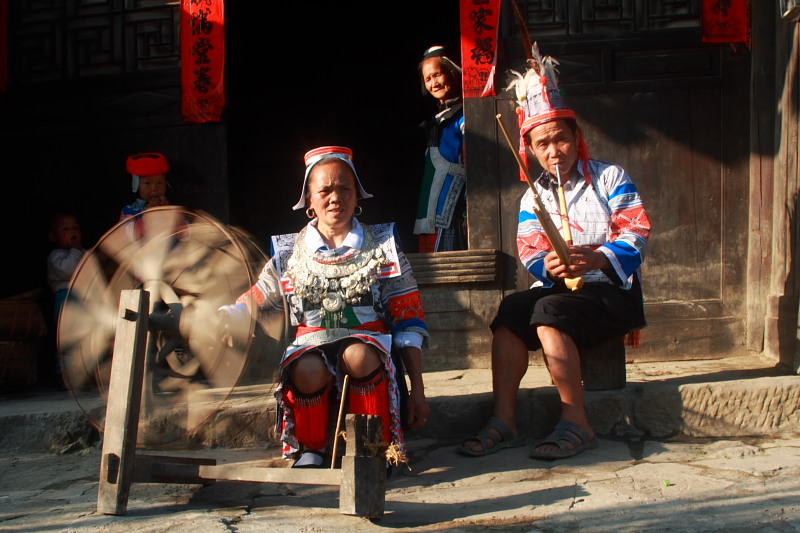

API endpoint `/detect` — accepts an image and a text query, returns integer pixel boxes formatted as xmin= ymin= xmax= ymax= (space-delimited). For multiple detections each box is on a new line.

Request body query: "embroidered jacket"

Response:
xmin=225 ymin=219 xmax=428 ymax=456
xmin=517 ymin=159 xmax=651 ymax=289
xmin=119 ymin=198 xmax=148 ymax=222
xmin=414 ymin=98 xmax=466 ymax=236
xmin=233 ymin=220 xmax=428 ymax=351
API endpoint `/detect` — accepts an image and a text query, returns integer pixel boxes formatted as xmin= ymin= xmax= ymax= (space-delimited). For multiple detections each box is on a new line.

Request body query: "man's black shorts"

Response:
xmin=490 ymin=282 xmax=643 ymax=350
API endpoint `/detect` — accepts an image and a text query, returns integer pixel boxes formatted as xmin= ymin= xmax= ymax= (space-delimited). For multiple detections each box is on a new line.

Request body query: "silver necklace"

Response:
xmin=287 ymin=225 xmax=386 ymax=316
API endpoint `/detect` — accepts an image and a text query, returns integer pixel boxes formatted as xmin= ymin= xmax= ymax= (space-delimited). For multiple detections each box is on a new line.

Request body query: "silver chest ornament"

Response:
xmin=287 ymin=226 xmax=386 ymax=319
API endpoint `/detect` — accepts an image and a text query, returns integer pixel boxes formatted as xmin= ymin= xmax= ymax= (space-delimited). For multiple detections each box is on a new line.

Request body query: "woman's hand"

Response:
xmin=405 ymin=387 xmax=431 ymax=429
xmin=399 ymin=346 xmax=430 ymax=429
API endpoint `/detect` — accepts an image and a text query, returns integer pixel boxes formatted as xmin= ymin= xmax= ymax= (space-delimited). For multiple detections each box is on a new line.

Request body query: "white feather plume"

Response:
xmin=530 ymin=42 xmax=560 ymax=85
xmin=507 ymin=69 xmax=526 ymax=102
xmin=506 ymin=42 xmax=564 ymax=118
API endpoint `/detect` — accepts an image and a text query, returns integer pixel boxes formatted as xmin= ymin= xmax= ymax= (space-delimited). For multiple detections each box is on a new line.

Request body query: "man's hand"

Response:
xmin=544 ymin=246 xmax=610 ymax=279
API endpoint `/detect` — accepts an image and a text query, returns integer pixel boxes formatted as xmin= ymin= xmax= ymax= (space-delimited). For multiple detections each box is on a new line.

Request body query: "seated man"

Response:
xmin=458 ymin=44 xmax=651 ymax=460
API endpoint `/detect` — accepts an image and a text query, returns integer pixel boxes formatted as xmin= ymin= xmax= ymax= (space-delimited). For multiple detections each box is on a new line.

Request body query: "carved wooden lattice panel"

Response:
xmin=12 ymin=0 xmax=180 ymax=83
xmin=515 ymin=0 xmax=700 ymax=36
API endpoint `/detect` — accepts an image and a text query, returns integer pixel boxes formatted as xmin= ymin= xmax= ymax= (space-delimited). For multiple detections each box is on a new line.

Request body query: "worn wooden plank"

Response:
xmin=407 ymin=249 xmax=500 ymax=285
xmin=339 ymin=414 xmax=385 ymax=518
xmin=133 ymin=454 xmax=216 ymax=484
xmin=745 ymin=0 xmax=776 ymax=354
xmin=412 ymin=262 xmax=496 ymax=271
xmin=413 ymin=265 xmax=496 ymax=274
xmin=415 ymin=274 xmax=496 ymax=285
xmin=204 ymin=464 xmax=340 ymax=485
xmin=464 ymin=96 xmax=503 ymax=251
xmin=764 ymin=24 xmax=800 ymax=369
xmin=138 ymin=461 xmax=341 ymax=485
xmin=407 ymin=250 xmax=497 ymax=263
xmin=97 ymin=290 xmax=150 ymax=516
xmin=339 ymin=456 xmax=385 ymax=517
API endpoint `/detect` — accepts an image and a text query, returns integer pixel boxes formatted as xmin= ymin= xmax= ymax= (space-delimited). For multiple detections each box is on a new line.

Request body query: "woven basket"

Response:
xmin=0 ymin=340 xmax=39 ymax=389
xmin=0 ymin=288 xmax=48 ymax=341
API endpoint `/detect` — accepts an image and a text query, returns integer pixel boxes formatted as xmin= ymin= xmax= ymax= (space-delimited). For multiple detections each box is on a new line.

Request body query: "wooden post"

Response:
xmin=97 ymin=290 xmax=150 ymax=515
xmin=339 ymin=414 xmax=386 ymax=518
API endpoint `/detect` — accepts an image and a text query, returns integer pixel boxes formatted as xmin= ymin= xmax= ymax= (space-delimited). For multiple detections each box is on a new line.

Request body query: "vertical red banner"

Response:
xmin=702 ymin=0 xmax=750 ymax=45
xmin=460 ymin=0 xmax=502 ymax=98
xmin=0 ymin=0 xmax=8 ymax=94
xmin=181 ymin=0 xmax=225 ymax=123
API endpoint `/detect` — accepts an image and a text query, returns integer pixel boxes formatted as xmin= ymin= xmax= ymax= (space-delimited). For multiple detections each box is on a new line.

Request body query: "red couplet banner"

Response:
xmin=181 ymin=0 xmax=226 ymax=123
xmin=460 ymin=0 xmax=502 ymax=98
xmin=701 ymin=0 xmax=750 ymax=45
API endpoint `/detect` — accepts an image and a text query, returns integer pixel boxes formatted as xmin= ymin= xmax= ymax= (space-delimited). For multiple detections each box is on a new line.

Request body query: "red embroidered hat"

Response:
xmin=507 ymin=43 xmax=590 ymax=181
xmin=126 ymin=152 xmax=169 ymax=193
xmin=126 ymin=152 xmax=169 ymax=177
xmin=292 ymin=146 xmax=373 ymax=210
xmin=509 ymin=43 xmax=576 ymax=140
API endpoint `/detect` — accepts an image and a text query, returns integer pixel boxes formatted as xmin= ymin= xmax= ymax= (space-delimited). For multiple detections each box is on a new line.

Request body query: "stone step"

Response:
xmin=1 ymin=355 xmax=797 ymax=454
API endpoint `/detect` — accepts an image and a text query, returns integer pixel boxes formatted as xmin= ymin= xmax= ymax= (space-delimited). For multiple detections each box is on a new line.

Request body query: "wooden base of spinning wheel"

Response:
xmin=97 ymin=290 xmax=387 ymax=518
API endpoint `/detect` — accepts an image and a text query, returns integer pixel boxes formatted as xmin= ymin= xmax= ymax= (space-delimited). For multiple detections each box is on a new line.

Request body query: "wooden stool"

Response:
xmin=542 ymin=335 xmax=627 ymax=391
xmin=579 ymin=335 xmax=627 ymax=391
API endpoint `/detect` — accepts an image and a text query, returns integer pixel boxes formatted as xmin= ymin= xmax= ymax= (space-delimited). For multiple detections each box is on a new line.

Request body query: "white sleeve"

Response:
xmin=392 ymin=331 xmax=424 ymax=351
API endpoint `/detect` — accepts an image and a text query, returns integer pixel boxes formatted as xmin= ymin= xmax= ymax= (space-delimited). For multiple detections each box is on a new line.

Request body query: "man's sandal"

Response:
xmin=529 ymin=419 xmax=598 ymax=461
xmin=457 ymin=416 xmax=525 ymax=457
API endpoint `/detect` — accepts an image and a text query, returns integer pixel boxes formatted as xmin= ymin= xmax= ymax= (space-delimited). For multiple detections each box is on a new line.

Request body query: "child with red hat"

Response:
xmin=120 ymin=152 xmax=171 ymax=222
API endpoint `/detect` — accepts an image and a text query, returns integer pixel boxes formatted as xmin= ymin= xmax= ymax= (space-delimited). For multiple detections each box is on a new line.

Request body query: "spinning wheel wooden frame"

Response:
xmin=96 ymin=290 xmax=388 ymax=518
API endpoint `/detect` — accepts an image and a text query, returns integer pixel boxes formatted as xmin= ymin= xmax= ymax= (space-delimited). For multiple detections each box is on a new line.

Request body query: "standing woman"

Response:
xmin=221 ymin=146 xmax=431 ymax=468
xmin=413 ymin=45 xmax=467 ymax=253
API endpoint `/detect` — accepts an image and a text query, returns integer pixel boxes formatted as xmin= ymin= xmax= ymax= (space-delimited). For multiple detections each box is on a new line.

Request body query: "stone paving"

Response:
xmin=1 ymin=354 xmax=800 ymax=532
xmin=1 ymin=433 xmax=800 ymax=532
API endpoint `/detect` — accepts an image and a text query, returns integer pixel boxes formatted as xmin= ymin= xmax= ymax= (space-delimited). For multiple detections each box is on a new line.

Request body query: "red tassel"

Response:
xmin=348 ymin=371 xmax=391 ymax=444
xmin=625 ymin=329 xmax=642 ymax=349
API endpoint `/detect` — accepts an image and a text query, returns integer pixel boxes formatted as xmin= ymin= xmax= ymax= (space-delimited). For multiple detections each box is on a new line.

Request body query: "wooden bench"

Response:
xmin=405 ymin=249 xmax=500 ymax=285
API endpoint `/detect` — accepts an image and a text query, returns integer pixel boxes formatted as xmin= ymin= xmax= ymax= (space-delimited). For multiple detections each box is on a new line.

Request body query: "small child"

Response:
xmin=46 ymin=209 xmax=86 ymax=323
xmin=121 ymin=152 xmax=171 ymax=222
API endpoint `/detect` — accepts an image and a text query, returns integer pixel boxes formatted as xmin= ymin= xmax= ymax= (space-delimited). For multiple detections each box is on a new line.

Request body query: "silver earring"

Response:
xmin=306 ymin=208 xmax=315 ymax=219
xmin=354 ymin=206 xmax=363 ymax=216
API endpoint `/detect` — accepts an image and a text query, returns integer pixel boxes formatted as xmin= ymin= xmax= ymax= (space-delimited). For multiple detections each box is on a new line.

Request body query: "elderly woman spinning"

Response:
xmin=222 ymin=146 xmax=431 ymax=468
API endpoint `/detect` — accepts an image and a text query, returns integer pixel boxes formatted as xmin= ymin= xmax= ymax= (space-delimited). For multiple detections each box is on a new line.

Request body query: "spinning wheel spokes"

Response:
xmin=58 ymin=207 xmax=270 ymax=446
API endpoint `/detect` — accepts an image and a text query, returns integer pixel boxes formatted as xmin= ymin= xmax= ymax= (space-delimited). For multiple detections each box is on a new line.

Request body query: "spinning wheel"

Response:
xmin=58 ymin=207 xmax=269 ymax=445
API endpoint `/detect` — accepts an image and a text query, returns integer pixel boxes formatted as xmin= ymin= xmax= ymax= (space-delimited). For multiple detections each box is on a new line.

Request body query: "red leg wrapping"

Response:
xmin=284 ymin=387 xmax=330 ymax=451
xmin=348 ymin=370 xmax=391 ymax=444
